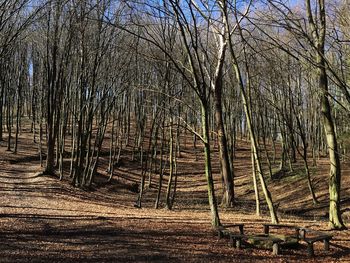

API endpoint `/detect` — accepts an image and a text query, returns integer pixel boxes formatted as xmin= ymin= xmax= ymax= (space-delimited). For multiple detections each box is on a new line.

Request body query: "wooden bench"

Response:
xmin=229 ymin=233 xmax=283 ymax=255
xmin=299 ymin=228 xmax=332 ymax=257
xmin=216 ymin=224 xmax=244 ymax=239
xmin=263 ymin=223 xmax=300 ymax=240
xmin=263 ymin=224 xmax=333 ymax=256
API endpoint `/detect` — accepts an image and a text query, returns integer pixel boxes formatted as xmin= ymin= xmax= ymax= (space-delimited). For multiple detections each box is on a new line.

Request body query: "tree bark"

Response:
xmin=222 ymin=3 xmax=279 ymax=223
xmin=211 ymin=32 xmax=234 ymax=207
xmin=201 ymin=100 xmax=221 ymax=227
xmin=305 ymin=0 xmax=346 ymax=229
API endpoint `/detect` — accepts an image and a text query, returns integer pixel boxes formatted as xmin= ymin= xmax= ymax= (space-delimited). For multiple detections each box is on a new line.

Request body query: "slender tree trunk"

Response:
xmin=211 ymin=34 xmax=234 ymax=207
xmin=14 ymin=84 xmax=21 ymax=154
xmin=252 ymin=147 xmax=260 ymax=216
xmin=45 ymin=127 xmax=56 ymax=174
xmin=155 ymin=118 xmax=166 ymax=209
xmin=166 ymin=117 xmax=174 ymax=209
xmin=222 ymin=7 xmax=278 ymax=222
xmin=215 ymin=90 xmax=234 ymax=207
xmin=136 ymin=145 xmax=145 ymax=208
xmin=243 ymin=90 xmax=278 ymax=223
xmin=201 ymin=100 xmax=221 ymax=227
xmin=305 ymin=0 xmax=345 ymax=229
xmin=321 ymin=68 xmax=345 ymax=229
xmin=0 ymin=81 xmax=3 ymax=141
xmin=6 ymin=98 xmax=12 ymax=152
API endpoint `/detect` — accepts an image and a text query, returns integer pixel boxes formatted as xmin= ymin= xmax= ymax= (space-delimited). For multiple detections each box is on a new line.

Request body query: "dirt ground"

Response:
xmin=0 ymin=130 xmax=349 ymax=262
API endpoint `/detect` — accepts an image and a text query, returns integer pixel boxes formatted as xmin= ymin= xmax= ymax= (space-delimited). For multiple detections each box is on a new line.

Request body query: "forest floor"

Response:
xmin=0 ymin=128 xmax=350 ymax=262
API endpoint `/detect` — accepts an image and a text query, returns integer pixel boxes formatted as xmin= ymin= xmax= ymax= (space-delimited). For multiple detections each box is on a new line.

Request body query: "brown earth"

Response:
xmin=0 ymin=129 xmax=349 ymax=262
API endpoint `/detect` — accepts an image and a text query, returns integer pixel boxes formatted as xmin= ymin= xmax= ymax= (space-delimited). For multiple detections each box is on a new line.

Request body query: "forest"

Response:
xmin=0 ymin=0 xmax=349 ymax=261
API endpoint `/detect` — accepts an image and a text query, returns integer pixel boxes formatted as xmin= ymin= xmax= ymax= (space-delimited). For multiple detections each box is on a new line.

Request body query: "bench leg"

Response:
xmin=264 ymin=225 xmax=269 ymax=235
xmin=272 ymin=243 xmax=280 ymax=255
xmin=218 ymin=230 xmax=223 ymax=239
xmin=324 ymin=239 xmax=330 ymax=251
xmin=229 ymin=235 xmax=235 ymax=247
xmin=307 ymin=243 xmax=314 ymax=257
xmin=236 ymin=239 xmax=242 ymax=249
xmin=239 ymin=225 xmax=244 ymax=234
xmin=295 ymin=229 xmax=300 ymax=242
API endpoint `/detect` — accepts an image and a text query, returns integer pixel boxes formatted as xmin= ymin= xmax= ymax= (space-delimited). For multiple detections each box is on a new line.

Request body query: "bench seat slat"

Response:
xmin=304 ymin=235 xmax=332 ymax=243
xmin=230 ymin=234 xmax=283 ymax=243
xmin=228 ymin=233 xmax=283 ymax=255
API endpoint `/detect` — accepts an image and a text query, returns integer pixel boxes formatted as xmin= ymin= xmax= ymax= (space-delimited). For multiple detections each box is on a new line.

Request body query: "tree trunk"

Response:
xmin=166 ymin=117 xmax=174 ymax=210
xmin=155 ymin=118 xmax=166 ymax=209
xmin=223 ymin=7 xmax=279 ymax=222
xmin=201 ymin=100 xmax=221 ymax=227
xmin=252 ymin=148 xmax=260 ymax=216
xmin=305 ymin=0 xmax=346 ymax=229
xmin=0 ymin=80 xmax=4 ymax=141
xmin=211 ymin=34 xmax=234 ymax=207
xmin=214 ymin=90 xmax=234 ymax=207
xmin=6 ymin=98 xmax=12 ymax=152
